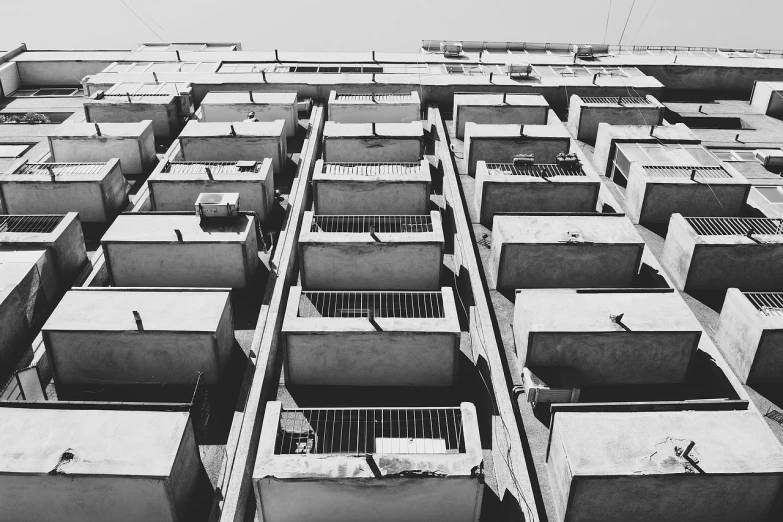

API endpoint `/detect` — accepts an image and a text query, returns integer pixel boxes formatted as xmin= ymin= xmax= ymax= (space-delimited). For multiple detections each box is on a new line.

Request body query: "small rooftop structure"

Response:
xmin=198 ymin=91 xmax=298 ymax=137
xmin=750 ymin=81 xmax=783 ymax=119
xmin=567 ymin=94 xmax=665 ymax=143
xmin=322 ymin=121 xmax=424 ymax=163
xmin=453 ymin=93 xmax=549 ymax=139
xmin=327 ymin=90 xmax=421 ymax=124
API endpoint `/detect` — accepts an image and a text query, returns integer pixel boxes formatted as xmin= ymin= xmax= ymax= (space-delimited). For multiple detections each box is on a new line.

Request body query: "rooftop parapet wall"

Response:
xmin=453 ymin=93 xmax=549 ymax=139
xmin=566 ymin=94 xmax=665 ymax=143
xmin=327 ymin=90 xmax=421 ymax=124
xmin=198 ymin=91 xmax=298 ymax=137
xmin=84 ymin=92 xmax=182 ymax=138
xmin=322 ymin=121 xmax=424 ymax=162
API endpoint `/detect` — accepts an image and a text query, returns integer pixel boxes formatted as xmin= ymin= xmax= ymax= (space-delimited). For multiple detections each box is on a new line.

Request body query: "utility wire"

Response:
xmin=618 ymin=0 xmax=638 ymax=45
xmin=631 ymin=0 xmax=657 ymax=45
xmin=118 ymin=0 xmax=164 ymax=42
xmin=603 ymin=0 xmax=613 ymax=44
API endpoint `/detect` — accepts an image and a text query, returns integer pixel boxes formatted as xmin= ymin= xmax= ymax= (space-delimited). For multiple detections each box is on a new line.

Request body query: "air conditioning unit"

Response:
xmin=513 ymin=154 xmax=535 ymax=166
xmin=440 ymin=41 xmax=463 ymax=57
xmin=506 ymin=63 xmax=533 ymax=77
xmin=195 ymin=192 xmax=240 ymax=218
xmin=570 ymin=44 xmax=594 ymax=58
xmin=755 ymin=149 xmax=783 ymax=168
xmin=522 ymin=367 xmax=580 ymax=406
xmin=556 ymin=152 xmax=581 ymax=168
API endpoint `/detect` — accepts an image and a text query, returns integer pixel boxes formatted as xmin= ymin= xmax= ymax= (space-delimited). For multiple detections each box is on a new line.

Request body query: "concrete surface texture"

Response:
xmin=43 ymin=288 xmax=234 ymax=385
xmin=322 ymin=121 xmax=424 ymax=162
xmin=453 ymin=93 xmax=549 ymax=139
xmin=548 ymin=409 xmax=783 ymax=522
xmin=490 ymin=214 xmax=644 ymax=289
xmin=328 ymin=90 xmax=421 ymax=123
xmin=0 ymin=406 xmax=201 ymax=522
xmin=514 ymin=289 xmax=701 ymax=384
xmin=567 ymin=94 xmax=664 ymax=143
xmin=84 ymin=95 xmax=180 ymax=138
xmin=198 ymin=92 xmax=298 ymax=137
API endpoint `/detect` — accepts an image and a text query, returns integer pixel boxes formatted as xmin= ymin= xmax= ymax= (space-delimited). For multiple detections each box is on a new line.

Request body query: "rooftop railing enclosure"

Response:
xmin=0 ymin=213 xmax=88 ymax=284
xmin=327 ymin=90 xmax=421 ymax=124
xmin=463 ymin=122 xmax=571 ymax=176
xmin=0 ymin=159 xmax=129 ymax=222
xmin=100 ymin=212 xmax=260 ymax=288
xmin=474 ymin=160 xmax=600 ymax=225
xmin=453 ymin=93 xmax=549 ymax=139
xmin=198 ymin=91 xmax=298 ymax=137
xmin=177 ymin=120 xmax=287 ymax=174
xmin=514 ymin=289 xmax=702 ymax=385
xmin=566 ymin=94 xmax=665 ymax=143
xmin=47 ymin=121 xmax=157 ymax=176
xmin=148 ymin=159 xmax=274 ymax=219
xmin=547 ymin=409 xmax=783 ymax=522
xmin=42 ymin=288 xmax=234 ymax=391
xmin=298 ymin=211 xmax=444 ymax=290
xmin=716 ymin=289 xmax=783 ymax=384
xmin=253 ymin=401 xmax=484 ymax=522
xmin=0 ymin=404 xmax=203 ymax=522
xmin=282 ymin=287 xmax=461 ymax=386
xmin=662 ymin=214 xmax=783 ymax=291
xmin=322 ymin=121 xmax=424 ymax=163
xmin=312 ymin=160 xmax=431 ymax=215
xmin=490 ymin=214 xmax=645 ymax=290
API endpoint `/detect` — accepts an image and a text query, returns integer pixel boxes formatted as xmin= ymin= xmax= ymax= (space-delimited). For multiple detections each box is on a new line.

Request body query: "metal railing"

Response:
xmin=322 ymin=162 xmax=422 ymax=176
xmin=685 ymin=217 xmax=783 ymax=236
xmin=310 ymin=214 xmax=434 ymax=233
xmin=744 ymin=292 xmax=783 ymax=317
xmin=102 ymin=93 xmax=172 ymax=100
xmin=334 ymin=94 xmax=414 ymax=102
xmin=484 ymin=163 xmax=586 ymax=177
xmin=161 ymin=161 xmax=263 ymax=174
xmin=275 ymin=407 xmax=464 ymax=455
xmin=0 ymin=215 xmax=63 ymax=234
xmin=299 ymin=290 xmax=445 ymax=318
xmin=642 ymin=165 xmax=732 ymax=179
xmin=580 ymin=96 xmax=652 ymax=105
xmin=15 ymin=163 xmax=105 ymax=176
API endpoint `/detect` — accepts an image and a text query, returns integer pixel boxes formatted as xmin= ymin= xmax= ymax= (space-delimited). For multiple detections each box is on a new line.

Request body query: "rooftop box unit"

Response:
xmin=490 ymin=214 xmax=644 ymax=290
xmin=515 ymin=289 xmax=701 ymax=385
xmin=194 ymin=192 xmax=240 ymax=218
xmin=198 ymin=91 xmax=298 ymax=137
xmin=0 ymin=404 xmax=203 ymax=522
xmin=625 ymin=162 xmax=750 ymax=226
xmin=506 ymin=62 xmax=533 ymax=78
xmin=327 ymin=91 xmax=421 ymax=124
xmin=548 ymin=409 xmax=783 ymax=522
xmin=312 ymin=159 xmax=431 ymax=215
xmin=178 ymin=120 xmax=287 ymax=174
xmin=101 ymin=212 xmax=259 ymax=288
xmin=47 ymin=121 xmax=156 ymax=176
xmin=298 ymin=211 xmax=444 ymax=290
xmin=569 ymin=44 xmax=594 ymax=57
xmin=1 ymin=159 xmax=129 ymax=222
xmin=440 ymin=41 xmax=463 ymax=57
xmin=149 ymin=159 xmax=274 ymax=220
xmin=567 ymin=94 xmax=665 ymax=143
xmin=716 ymin=289 xmax=783 ymax=385
xmin=453 ymin=94 xmax=549 ymax=139
xmin=282 ymin=286 xmax=460 ymax=386
xmin=463 ymin=122 xmax=571 ymax=176
xmin=43 ymin=288 xmax=233 ymax=389
xmin=755 ymin=149 xmax=783 ymax=167
xmin=0 ymin=213 xmax=87 ymax=285
xmin=750 ymin=81 xmax=783 ymax=119
xmin=522 ymin=367 xmax=580 ymax=406
xmin=322 ymin=121 xmax=424 ymax=163
xmin=253 ymin=401 xmax=483 ymax=522
xmin=662 ymin=214 xmax=783 ymax=291
xmin=475 ymin=160 xmax=600 ymax=226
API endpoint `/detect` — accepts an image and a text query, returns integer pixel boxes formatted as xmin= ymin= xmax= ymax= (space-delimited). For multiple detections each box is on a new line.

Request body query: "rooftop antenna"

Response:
xmin=205 ymin=166 xmax=213 ymax=180
xmin=229 ymin=124 xmax=236 ymax=137
xmin=489 ymin=72 xmax=493 ymax=83
xmin=249 ymin=90 xmax=254 ymax=103
xmin=174 ymin=229 xmax=183 ymax=242
xmin=175 ymin=50 xmax=181 ymax=62
xmin=502 ymin=92 xmax=507 ymax=104
xmin=261 ymin=70 xmax=266 ymax=83
xmin=519 ymin=124 xmax=525 ymax=136
xmin=274 ymin=49 xmax=280 ymax=63
xmin=46 ymin=165 xmax=55 ymax=182
xmin=133 ymin=311 xmax=144 ymax=332
xmin=371 ymin=122 xmax=377 ymax=136
xmin=649 ymin=125 xmax=655 ymax=137
xmin=690 ymin=168 xmax=697 ymax=181
xmin=94 ymin=123 xmax=102 ymax=137
xmin=126 ymin=93 xmax=132 ymax=103
xmin=152 ymin=71 xmax=158 ymax=83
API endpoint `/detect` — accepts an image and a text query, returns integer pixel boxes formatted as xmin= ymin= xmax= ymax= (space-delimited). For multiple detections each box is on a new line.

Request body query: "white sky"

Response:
xmin=2 ymin=0 xmax=782 ymax=52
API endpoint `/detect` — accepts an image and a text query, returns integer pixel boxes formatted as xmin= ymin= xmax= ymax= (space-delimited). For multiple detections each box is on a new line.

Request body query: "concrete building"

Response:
xmin=3 ymin=38 xmax=783 ymax=522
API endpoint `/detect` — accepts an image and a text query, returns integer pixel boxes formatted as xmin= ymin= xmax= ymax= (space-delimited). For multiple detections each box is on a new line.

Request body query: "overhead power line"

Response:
xmin=618 ymin=0 xmax=638 ymax=45
xmin=603 ymin=0 xmax=613 ymax=44
xmin=118 ymin=0 xmax=164 ymax=42
xmin=631 ymin=0 xmax=658 ymax=45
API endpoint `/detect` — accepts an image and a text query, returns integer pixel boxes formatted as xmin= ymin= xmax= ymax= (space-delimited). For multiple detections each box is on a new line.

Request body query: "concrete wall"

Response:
xmin=548 ymin=409 xmax=783 ymax=522
xmin=453 ymin=93 xmax=549 ymax=139
xmin=16 ymin=60 xmax=116 ymax=87
xmin=625 ymin=163 xmax=750 ymax=225
xmin=199 ymin=92 xmax=298 ymax=137
xmin=0 ymin=248 xmax=59 ymax=325
xmin=464 ymin=123 xmax=571 ymax=176
xmin=43 ymin=288 xmax=234 ymax=386
xmin=328 ymin=90 xmax=421 ymax=124
xmin=101 ymin=213 xmax=259 ymax=289
xmin=474 ymin=161 xmax=599 ymax=225
xmin=0 ymin=407 xmax=201 ymax=522
xmin=48 ymin=121 xmax=157 ymax=176
xmin=490 ymin=214 xmax=644 ymax=290
xmin=750 ymin=81 xmax=783 ymax=119
xmin=84 ymin=97 xmax=180 ymax=138
xmin=0 ymin=62 xmax=21 ymax=98
xmin=514 ymin=290 xmax=701 ymax=385
xmin=0 ymin=159 xmax=129 ymax=222
xmin=0 ymin=285 xmax=31 ymax=380
xmin=567 ymin=95 xmax=664 ymax=143
xmin=322 ymin=122 xmax=424 ymax=163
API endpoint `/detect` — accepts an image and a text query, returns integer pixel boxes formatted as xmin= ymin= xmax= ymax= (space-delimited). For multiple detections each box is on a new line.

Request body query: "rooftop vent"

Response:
xmin=298 ymin=290 xmax=445 ymax=318
xmin=310 ymin=214 xmax=433 ymax=233
xmin=685 ymin=217 xmax=783 ymax=236
xmin=0 ymin=215 xmax=63 ymax=234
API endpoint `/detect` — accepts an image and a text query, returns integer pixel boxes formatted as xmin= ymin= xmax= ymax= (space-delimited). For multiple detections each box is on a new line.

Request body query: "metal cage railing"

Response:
xmin=580 ymin=96 xmax=652 ymax=105
xmin=744 ymin=292 xmax=783 ymax=317
xmin=334 ymin=94 xmax=414 ymax=102
xmin=685 ymin=217 xmax=783 ymax=236
xmin=15 ymin=163 xmax=105 ymax=176
xmin=298 ymin=290 xmax=445 ymax=318
xmin=275 ymin=407 xmax=465 ymax=455
xmin=642 ymin=165 xmax=732 ymax=179
xmin=0 ymin=215 xmax=64 ymax=234
xmin=484 ymin=163 xmax=586 ymax=177
xmin=161 ymin=161 xmax=263 ymax=174
xmin=310 ymin=214 xmax=434 ymax=233
xmin=322 ymin=162 xmax=422 ymax=176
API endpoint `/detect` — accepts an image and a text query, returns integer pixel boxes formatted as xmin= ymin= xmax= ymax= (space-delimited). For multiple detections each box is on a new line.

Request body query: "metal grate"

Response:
xmin=275 ymin=407 xmax=464 ymax=455
xmin=322 ymin=162 xmax=422 ymax=176
xmin=642 ymin=165 xmax=732 ymax=179
xmin=744 ymin=292 xmax=783 ymax=316
xmin=102 ymin=93 xmax=171 ymax=100
xmin=766 ymin=409 xmax=783 ymax=425
xmin=685 ymin=217 xmax=783 ymax=236
xmin=15 ymin=163 xmax=105 ymax=176
xmin=299 ymin=291 xmax=445 ymax=318
xmin=0 ymin=215 xmax=63 ymax=233
xmin=484 ymin=163 xmax=586 ymax=177
xmin=334 ymin=94 xmax=413 ymax=102
xmin=310 ymin=215 xmax=433 ymax=233
xmin=580 ymin=96 xmax=652 ymax=105
xmin=162 ymin=161 xmax=262 ymax=174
